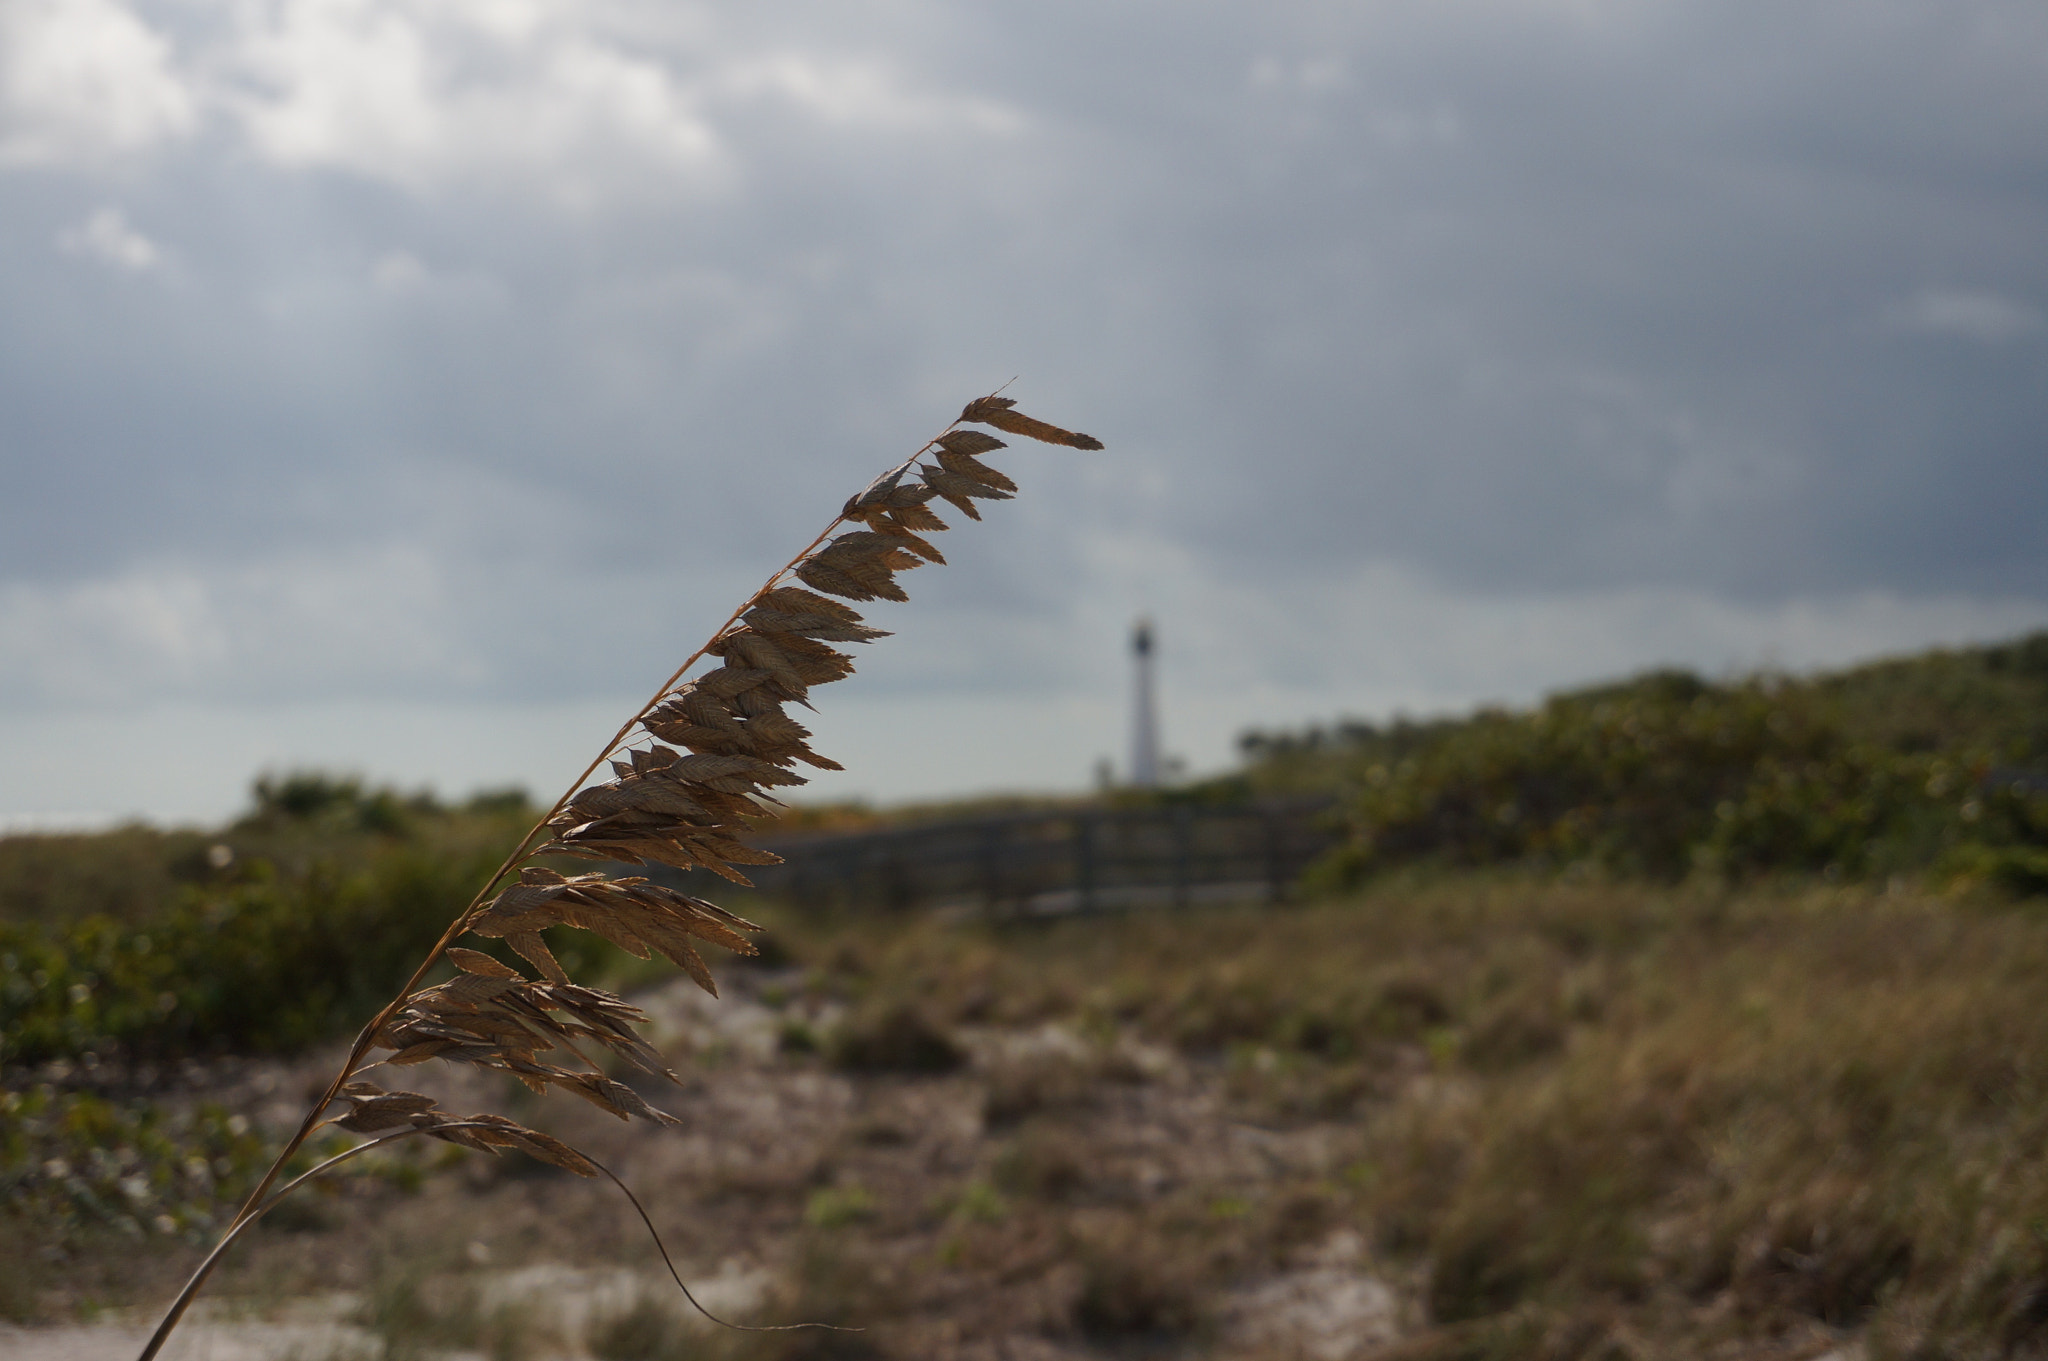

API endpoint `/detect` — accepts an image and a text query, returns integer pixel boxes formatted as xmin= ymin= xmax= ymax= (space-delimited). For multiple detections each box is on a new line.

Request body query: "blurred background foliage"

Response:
xmin=0 ymin=774 xmax=685 ymax=1073
xmin=1235 ymin=629 xmax=2048 ymax=892
xmin=2 ymin=776 xmax=541 ymax=1067
xmin=6 ymin=632 xmax=2048 ymax=1350
xmin=5 ymin=631 xmax=2047 ymax=1072
xmin=0 ymin=1086 xmax=270 ymax=1247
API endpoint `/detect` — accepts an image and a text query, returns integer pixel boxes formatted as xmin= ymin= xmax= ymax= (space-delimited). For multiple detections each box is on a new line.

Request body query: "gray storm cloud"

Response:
xmin=1 ymin=0 xmax=2044 ymax=820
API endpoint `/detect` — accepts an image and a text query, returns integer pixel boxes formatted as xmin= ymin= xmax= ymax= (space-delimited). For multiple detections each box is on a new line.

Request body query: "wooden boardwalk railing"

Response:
xmin=675 ymin=799 xmax=1342 ymax=916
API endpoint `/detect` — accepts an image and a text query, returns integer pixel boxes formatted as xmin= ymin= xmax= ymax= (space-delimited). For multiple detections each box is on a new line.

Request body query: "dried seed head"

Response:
xmin=423 ymin=397 xmax=1094 ymax=1152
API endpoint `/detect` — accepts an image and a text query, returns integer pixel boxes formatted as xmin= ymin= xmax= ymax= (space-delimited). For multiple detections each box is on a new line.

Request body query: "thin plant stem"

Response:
xmin=137 ymin=1125 xmax=849 ymax=1361
xmin=135 ymin=1128 xmax=413 ymax=1361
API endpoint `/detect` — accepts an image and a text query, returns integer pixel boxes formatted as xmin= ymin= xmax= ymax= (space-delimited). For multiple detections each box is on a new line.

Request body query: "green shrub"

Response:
xmin=0 ymin=779 xmax=560 ymax=1065
xmin=1314 ymin=667 xmax=2048 ymax=886
xmin=2 ymin=844 xmax=486 ymax=1063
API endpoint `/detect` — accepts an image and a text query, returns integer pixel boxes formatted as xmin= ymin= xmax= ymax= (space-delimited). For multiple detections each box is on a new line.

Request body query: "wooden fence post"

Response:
xmin=1075 ymin=813 xmax=1098 ymax=915
xmin=1171 ymin=806 xmax=1192 ymax=910
xmin=979 ymin=821 xmax=1004 ymax=914
xmin=1263 ymin=809 xmax=1285 ymax=904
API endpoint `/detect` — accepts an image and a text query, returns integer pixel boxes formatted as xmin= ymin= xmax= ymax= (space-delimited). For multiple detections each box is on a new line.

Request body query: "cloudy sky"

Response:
xmin=2 ymin=0 xmax=2044 ymax=826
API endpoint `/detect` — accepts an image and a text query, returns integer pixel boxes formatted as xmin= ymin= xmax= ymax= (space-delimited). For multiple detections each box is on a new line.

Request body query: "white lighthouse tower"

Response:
xmin=1130 ymin=617 xmax=1161 ymax=789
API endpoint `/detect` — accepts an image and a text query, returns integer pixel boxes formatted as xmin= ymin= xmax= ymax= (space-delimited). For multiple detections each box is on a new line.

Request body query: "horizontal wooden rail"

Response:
xmin=647 ymin=799 xmax=1342 ymax=917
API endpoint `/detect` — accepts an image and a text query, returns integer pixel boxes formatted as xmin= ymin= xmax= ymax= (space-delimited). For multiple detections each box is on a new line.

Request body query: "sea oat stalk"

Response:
xmin=136 ymin=394 xmax=1102 ymax=1361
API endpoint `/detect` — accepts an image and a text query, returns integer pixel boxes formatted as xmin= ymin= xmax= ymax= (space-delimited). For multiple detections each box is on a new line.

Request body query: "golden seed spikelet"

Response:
xmin=936 ymin=447 xmax=1019 ymax=494
xmin=961 ymin=395 xmax=1105 ymax=449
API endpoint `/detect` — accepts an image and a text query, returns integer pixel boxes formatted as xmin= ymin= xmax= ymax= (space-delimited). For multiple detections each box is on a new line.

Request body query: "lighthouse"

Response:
xmin=1130 ymin=617 xmax=1161 ymax=789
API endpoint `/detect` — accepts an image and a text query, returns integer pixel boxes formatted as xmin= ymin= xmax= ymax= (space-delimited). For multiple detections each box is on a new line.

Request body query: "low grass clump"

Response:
xmin=825 ymin=1001 xmax=965 ymax=1075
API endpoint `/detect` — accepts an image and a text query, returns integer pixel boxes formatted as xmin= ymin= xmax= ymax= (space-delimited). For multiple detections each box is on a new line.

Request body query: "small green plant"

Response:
xmin=775 ymin=1017 xmax=820 ymax=1054
xmin=803 ymin=1184 xmax=878 ymax=1230
xmin=950 ymin=1180 xmax=1008 ymax=1225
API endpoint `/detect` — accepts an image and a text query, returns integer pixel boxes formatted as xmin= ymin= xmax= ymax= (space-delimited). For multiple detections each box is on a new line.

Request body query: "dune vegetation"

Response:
xmin=4 ymin=632 xmax=2048 ymax=1358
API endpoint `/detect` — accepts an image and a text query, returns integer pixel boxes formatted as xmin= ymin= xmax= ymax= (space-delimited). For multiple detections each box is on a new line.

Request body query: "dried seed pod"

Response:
xmin=960 ymin=396 xmax=1104 ymax=449
xmin=920 ymin=464 xmax=999 ymax=519
xmin=815 ymin=530 xmax=925 ymax=570
xmin=840 ymin=468 xmax=936 ymax=521
xmin=874 ymin=522 xmax=947 ymax=563
xmin=796 ymin=553 xmax=909 ymax=602
xmin=648 ymin=684 xmax=743 ymax=732
xmin=335 ymin=1085 xmax=439 ymax=1133
xmin=743 ymin=605 xmax=890 ymax=643
xmin=755 ymin=586 xmax=869 ymax=624
xmin=712 ymin=629 xmax=813 ymax=697
xmin=694 ymin=665 xmax=774 ymax=698
xmin=936 ymin=447 xmax=1017 ymax=494
xmin=936 ymin=429 xmax=1006 ymax=456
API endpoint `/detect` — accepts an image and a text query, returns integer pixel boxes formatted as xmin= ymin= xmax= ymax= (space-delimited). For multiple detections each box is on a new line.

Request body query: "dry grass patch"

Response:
xmin=758 ymin=874 xmax=2048 ymax=1355
xmin=26 ymin=864 xmax=2048 ymax=1358
xmin=1340 ymin=885 xmax=2048 ymax=1354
